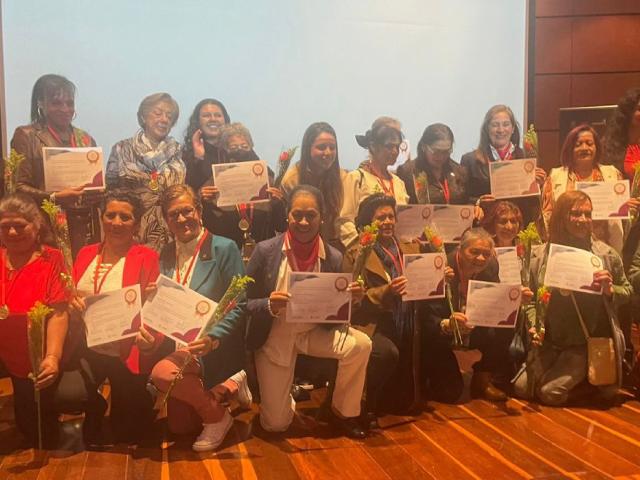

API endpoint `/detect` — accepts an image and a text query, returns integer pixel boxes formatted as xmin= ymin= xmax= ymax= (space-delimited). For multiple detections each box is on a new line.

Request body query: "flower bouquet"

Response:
xmin=161 ymin=275 xmax=254 ymax=407
xmin=413 ymin=171 xmax=429 ymax=204
xmin=27 ymin=301 xmax=53 ymax=449
xmin=525 ymin=285 xmax=550 ymax=397
xmin=516 ymin=222 xmax=542 ymax=288
xmin=273 ymin=146 xmax=298 ymax=188
xmin=523 ymin=124 xmax=539 ymax=158
xmin=3 ymin=149 xmax=25 ymax=195
xmin=41 ymin=199 xmax=74 ymax=291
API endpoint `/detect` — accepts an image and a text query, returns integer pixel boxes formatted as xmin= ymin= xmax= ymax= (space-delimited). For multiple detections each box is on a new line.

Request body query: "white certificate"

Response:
xmin=397 ymin=138 xmax=411 ymax=165
xmin=395 ymin=204 xmax=429 ymax=242
xmin=286 ymin=272 xmax=351 ymax=323
xmin=402 ymin=253 xmax=446 ymax=301
xmin=543 ymin=243 xmax=603 ymax=295
xmin=495 ymin=247 xmax=522 ymax=284
xmin=465 ymin=280 xmax=521 ymax=328
xmin=141 ymin=275 xmax=217 ymax=344
xmin=421 ymin=204 xmax=474 ymax=243
xmin=489 ymin=158 xmax=539 ymax=199
xmin=42 ymin=147 xmax=105 ymax=192
xmin=83 ymin=284 xmax=142 ymax=348
xmin=212 ymin=160 xmax=269 ymax=207
xmin=576 ymin=180 xmax=630 ymax=220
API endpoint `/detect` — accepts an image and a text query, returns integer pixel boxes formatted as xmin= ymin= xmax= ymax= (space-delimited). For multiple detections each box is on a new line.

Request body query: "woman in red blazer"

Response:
xmin=70 ymin=189 xmax=165 ymax=445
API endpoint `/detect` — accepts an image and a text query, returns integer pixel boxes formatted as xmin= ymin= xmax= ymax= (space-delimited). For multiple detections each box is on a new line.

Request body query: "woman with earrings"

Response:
xmin=11 ymin=74 xmax=101 ymax=257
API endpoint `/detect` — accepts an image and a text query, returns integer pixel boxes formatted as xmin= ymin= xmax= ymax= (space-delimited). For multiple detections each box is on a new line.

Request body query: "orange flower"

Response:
xmin=360 ymin=232 xmax=375 ymax=247
xmin=431 ymin=235 xmax=443 ymax=249
xmin=516 ymin=243 xmax=525 ymax=257
xmin=540 ymin=291 xmax=551 ymax=305
xmin=279 ymin=151 xmax=289 ymax=162
xmin=55 ymin=211 xmax=67 ymax=227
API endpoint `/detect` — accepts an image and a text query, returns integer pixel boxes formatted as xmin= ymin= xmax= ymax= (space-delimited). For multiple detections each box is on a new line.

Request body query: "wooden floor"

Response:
xmin=1 ymin=374 xmax=640 ymax=480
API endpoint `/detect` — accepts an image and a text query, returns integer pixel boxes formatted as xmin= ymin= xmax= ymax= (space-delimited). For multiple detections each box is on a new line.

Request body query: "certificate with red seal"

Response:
xmin=543 ymin=244 xmax=603 ymax=295
xmin=465 ymin=280 xmax=521 ymax=328
xmin=489 ymin=157 xmax=539 ymax=199
xmin=396 ymin=204 xmax=474 ymax=243
xmin=83 ymin=284 xmax=142 ymax=348
xmin=402 ymin=252 xmax=446 ymax=301
xmin=43 ymin=147 xmax=105 ymax=192
xmin=495 ymin=247 xmax=522 ymax=284
xmin=576 ymin=180 xmax=630 ymax=220
xmin=141 ymin=275 xmax=218 ymax=345
xmin=212 ymin=160 xmax=270 ymax=207
xmin=285 ymin=272 xmax=351 ymax=323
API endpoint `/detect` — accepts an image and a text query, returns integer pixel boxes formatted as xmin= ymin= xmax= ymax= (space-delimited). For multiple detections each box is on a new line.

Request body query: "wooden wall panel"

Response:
xmin=572 ymin=16 xmax=640 ymax=73
xmin=573 ymin=0 xmax=640 ymax=16
xmin=538 ymin=130 xmax=561 ymax=170
xmin=534 ymin=75 xmax=571 ymax=130
xmin=534 ymin=18 xmax=572 ymax=74
xmin=571 ymin=72 xmax=640 ymax=106
xmin=535 ymin=0 xmax=573 ymax=17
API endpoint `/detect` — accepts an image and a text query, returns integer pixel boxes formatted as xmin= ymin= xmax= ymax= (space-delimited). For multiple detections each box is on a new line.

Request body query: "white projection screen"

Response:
xmin=1 ymin=0 xmax=526 ymax=170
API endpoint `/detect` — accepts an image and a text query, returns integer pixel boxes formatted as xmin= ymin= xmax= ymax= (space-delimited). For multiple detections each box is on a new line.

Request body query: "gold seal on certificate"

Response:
xmin=0 ymin=304 xmax=9 ymax=320
xmin=195 ymin=300 xmax=211 ymax=317
xmin=334 ymin=276 xmax=349 ymax=292
xmin=460 ymin=207 xmax=472 ymax=220
xmin=591 ymin=255 xmax=602 ymax=268
xmin=421 ymin=206 xmax=432 ymax=220
xmin=433 ymin=255 xmax=444 ymax=270
xmin=614 ymin=182 xmax=627 ymax=195
xmin=509 ymin=287 xmax=520 ymax=301
xmin=523 ymin=160 xmax=535 ymax=173
xmin=86 ymin=150 xmax=100 ymax=164
xmin=238 ymin=218 xmax=250 ymax=231
xmin=125 ymin=288 xmax=138 ymax=306
xmin=252 ymin=163 xmax=265 ymax=177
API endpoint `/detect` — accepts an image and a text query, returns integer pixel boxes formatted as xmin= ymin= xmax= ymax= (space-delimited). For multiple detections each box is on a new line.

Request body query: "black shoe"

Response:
xmin=360 ymin=412 xmax=380 ymax=431
xmin=291 ymin=384 xmax=311 ymax=402
xmin=329 ymin=414 xmax=366 ymax=439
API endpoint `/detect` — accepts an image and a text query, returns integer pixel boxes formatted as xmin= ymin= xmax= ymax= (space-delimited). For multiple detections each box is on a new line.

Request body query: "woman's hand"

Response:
xmin=441 ymin=312 xmax=472 ymax=334
xmin=35 ymin=355 xmax=60 ymax=390
xmin=136 ymin=325 xmax=156 ymax=353
xmin=200 ymin=186 xmax=219 ymax=203
xmin=192 ymin=129 xmax=206 ymax=160
xmin=269 ymin=291 xmax=291 ymax=315
xmin=444 ymin=266 xmax=455 ymax=283
xmin=144 ymin=281 xmax=158 ymax=302
xmin=473 ymin=205 xmax=485 ymax=222
xmin=521 ymin=287 xmax=534 ymax=304
xmin=187 ymin=336 xmax=219 ymax=357
xmin=535 ymin=167 xmax=547 ymax=186
xmin=69 ymin=295 xmax=86 ymax=314
xmin=389 ymin=276 xmax=408 ymax=296
xmin=529 ymin=326 xmax=545 ymax=347
xmin=593 ymin=270 xmax=614 ymax=297
xmin=626 ymin=197 xmax=640 ymax=213
xmin=478 ymin=194 xmax=496 ymax=205
xmin=267 ymin=187 xmax=284 ymax=202
xmin=347 ymin=281 xmax=365 ymax=303
xmin=55 ymin=186 xmax=84 ymax=204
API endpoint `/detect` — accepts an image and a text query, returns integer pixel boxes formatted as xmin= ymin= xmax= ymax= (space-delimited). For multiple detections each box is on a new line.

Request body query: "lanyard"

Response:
xmin=440 ymin=178 xmax=450 ymax=204
xmin=93 ymin=247 xmax=118 ymax=295
xmin=1 ymin=250 xmax=6 ymax=306
xmin=47 ymin=125 xmax=77 ymax=147
xmin=368 ymin=164 xmax=395 ymax=197
xmin=379 ymin=237 xmax=404 ymax=276
xmin=175 ymin=232 xmax=207 ymax=286
xmin=236 ymin=203 xmax=255 ymax=227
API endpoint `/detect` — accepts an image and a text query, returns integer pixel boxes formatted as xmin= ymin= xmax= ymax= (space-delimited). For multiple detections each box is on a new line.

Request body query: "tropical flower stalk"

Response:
xmin=161 ymin=275 xmax=254 ymax=407
xmin=3 ymin=149 xmax=25 ymax=195
xmin=413 ymin=171 xmax=429 ymax=204
xmin=523 ymin=124 xmax=539 ymax=158
xmin=516 ymin=222 xmax=542 ymax=288
xmin=41 ymin=199 xmax=74 ymax=291
xmin=27 ymin=301 xmax=53 ymax=450
xmin=273 ymin=146 xmax=298 ymax=188
xmin=423 ymin=226 xmax=463 ymax=347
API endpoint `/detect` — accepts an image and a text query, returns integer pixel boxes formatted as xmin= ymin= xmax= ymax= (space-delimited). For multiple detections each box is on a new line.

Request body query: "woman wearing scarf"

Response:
xmin=515 ymin=191 xmax=629 ymax=406
xmin=106 ymin=92 xmax=184 ymax=252
xmin=246 ymin=185 xmax=371 ymax=439
xmin=460 ymin=104 xmax=546 ymax=228
xmin=149 ymin=184 xmax=250 ymax=452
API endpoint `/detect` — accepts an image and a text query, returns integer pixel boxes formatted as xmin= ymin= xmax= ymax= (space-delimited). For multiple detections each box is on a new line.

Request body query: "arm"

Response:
xmin=245 ymin=242 xmax=272 ymax=327
xmin=12 ymin=127 xmax=50 ymax=204
xmin=36 ymin=305 xmax=68 ymax=390
xmin=541 ymin=176 xmax=554 ymax=230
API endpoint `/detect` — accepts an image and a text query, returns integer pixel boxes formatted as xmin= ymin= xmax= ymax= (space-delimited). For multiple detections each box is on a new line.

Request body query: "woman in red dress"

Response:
xmin=0 ymin=194 xmax=70 ymax=447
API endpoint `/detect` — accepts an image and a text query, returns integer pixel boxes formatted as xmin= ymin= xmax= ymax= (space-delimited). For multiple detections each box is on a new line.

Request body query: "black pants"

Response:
xmin=421 ymin=329 xmax=464 ymax=403
xmin=470 ymin=327 xmax=514 ymax=381
xmin=366 ymin=326 xmax=400 ymax=414
xmin=84 ymin=350 xmax=154 ymax=442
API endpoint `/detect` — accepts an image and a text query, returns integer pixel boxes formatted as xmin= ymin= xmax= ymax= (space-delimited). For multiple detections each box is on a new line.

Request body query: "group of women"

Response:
xmin=2 ymin=73 xmax=640 ymax=452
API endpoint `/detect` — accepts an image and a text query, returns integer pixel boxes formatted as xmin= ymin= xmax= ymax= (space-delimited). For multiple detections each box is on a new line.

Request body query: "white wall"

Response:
xmin=2 ymin=0 xmax=526 ymax=170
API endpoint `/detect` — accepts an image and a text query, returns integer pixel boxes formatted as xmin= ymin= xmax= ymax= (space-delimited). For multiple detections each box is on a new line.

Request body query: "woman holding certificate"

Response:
xmin=339 ymin=122 xmax=409 ymax=250
xmin=105 ymin=92 xmax=184 ymax=252
xmin=245 ymin=185 xmax=371 ymax=439
xmin=515 ymin=191 xmax=630 ymax=406
xmin=281 ymin=122 xmax=347 ymax=249
xmin=11 ymin=74 xmax=101 ymax=257
xmin=460 ymin=104 xmax=545 ymax=227
xmin=150 ymin=184 xmax=250 ymax=452
xmin=481 ymin=201 xmax=523 ymax=248
xmin=541 ymin=125 xmax=625 ymax=253
xmin=198 ymin=123 xmax=286 ymax=257
xmin=69 ymin=189 xmax=164 ymax=444
xmin=0 ymin=194 xmax=71 ymax=447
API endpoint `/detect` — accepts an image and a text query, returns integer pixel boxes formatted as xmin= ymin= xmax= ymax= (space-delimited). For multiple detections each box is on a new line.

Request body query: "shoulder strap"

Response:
xmin=569 ymin=292 xmax=591 ymax=340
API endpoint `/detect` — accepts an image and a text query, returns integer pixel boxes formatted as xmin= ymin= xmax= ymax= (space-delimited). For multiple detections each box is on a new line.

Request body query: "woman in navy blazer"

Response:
xmin=246 ymin=185 xmax=371 ymax=439
xmin=150 ymin=184 xmax=250 ymax=452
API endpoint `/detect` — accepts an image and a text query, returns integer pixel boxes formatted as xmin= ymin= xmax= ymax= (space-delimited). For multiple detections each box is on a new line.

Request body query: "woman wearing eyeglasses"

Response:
xmin=339 ymin=121 xmax=409 ymax=250
xmin=197 ymin=123 xmax=286 ymax=257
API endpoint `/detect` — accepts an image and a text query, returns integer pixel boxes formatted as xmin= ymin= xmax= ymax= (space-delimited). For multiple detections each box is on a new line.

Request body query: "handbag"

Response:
xmin=570 ymin=293 xmax=617 ymax=386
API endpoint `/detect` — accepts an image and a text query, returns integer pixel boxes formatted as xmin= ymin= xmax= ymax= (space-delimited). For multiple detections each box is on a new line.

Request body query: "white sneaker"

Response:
xmin=192 ymin=410 xmax=233 ymax=452
xmin=229 ymin=370 xmax=252 ymax=409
